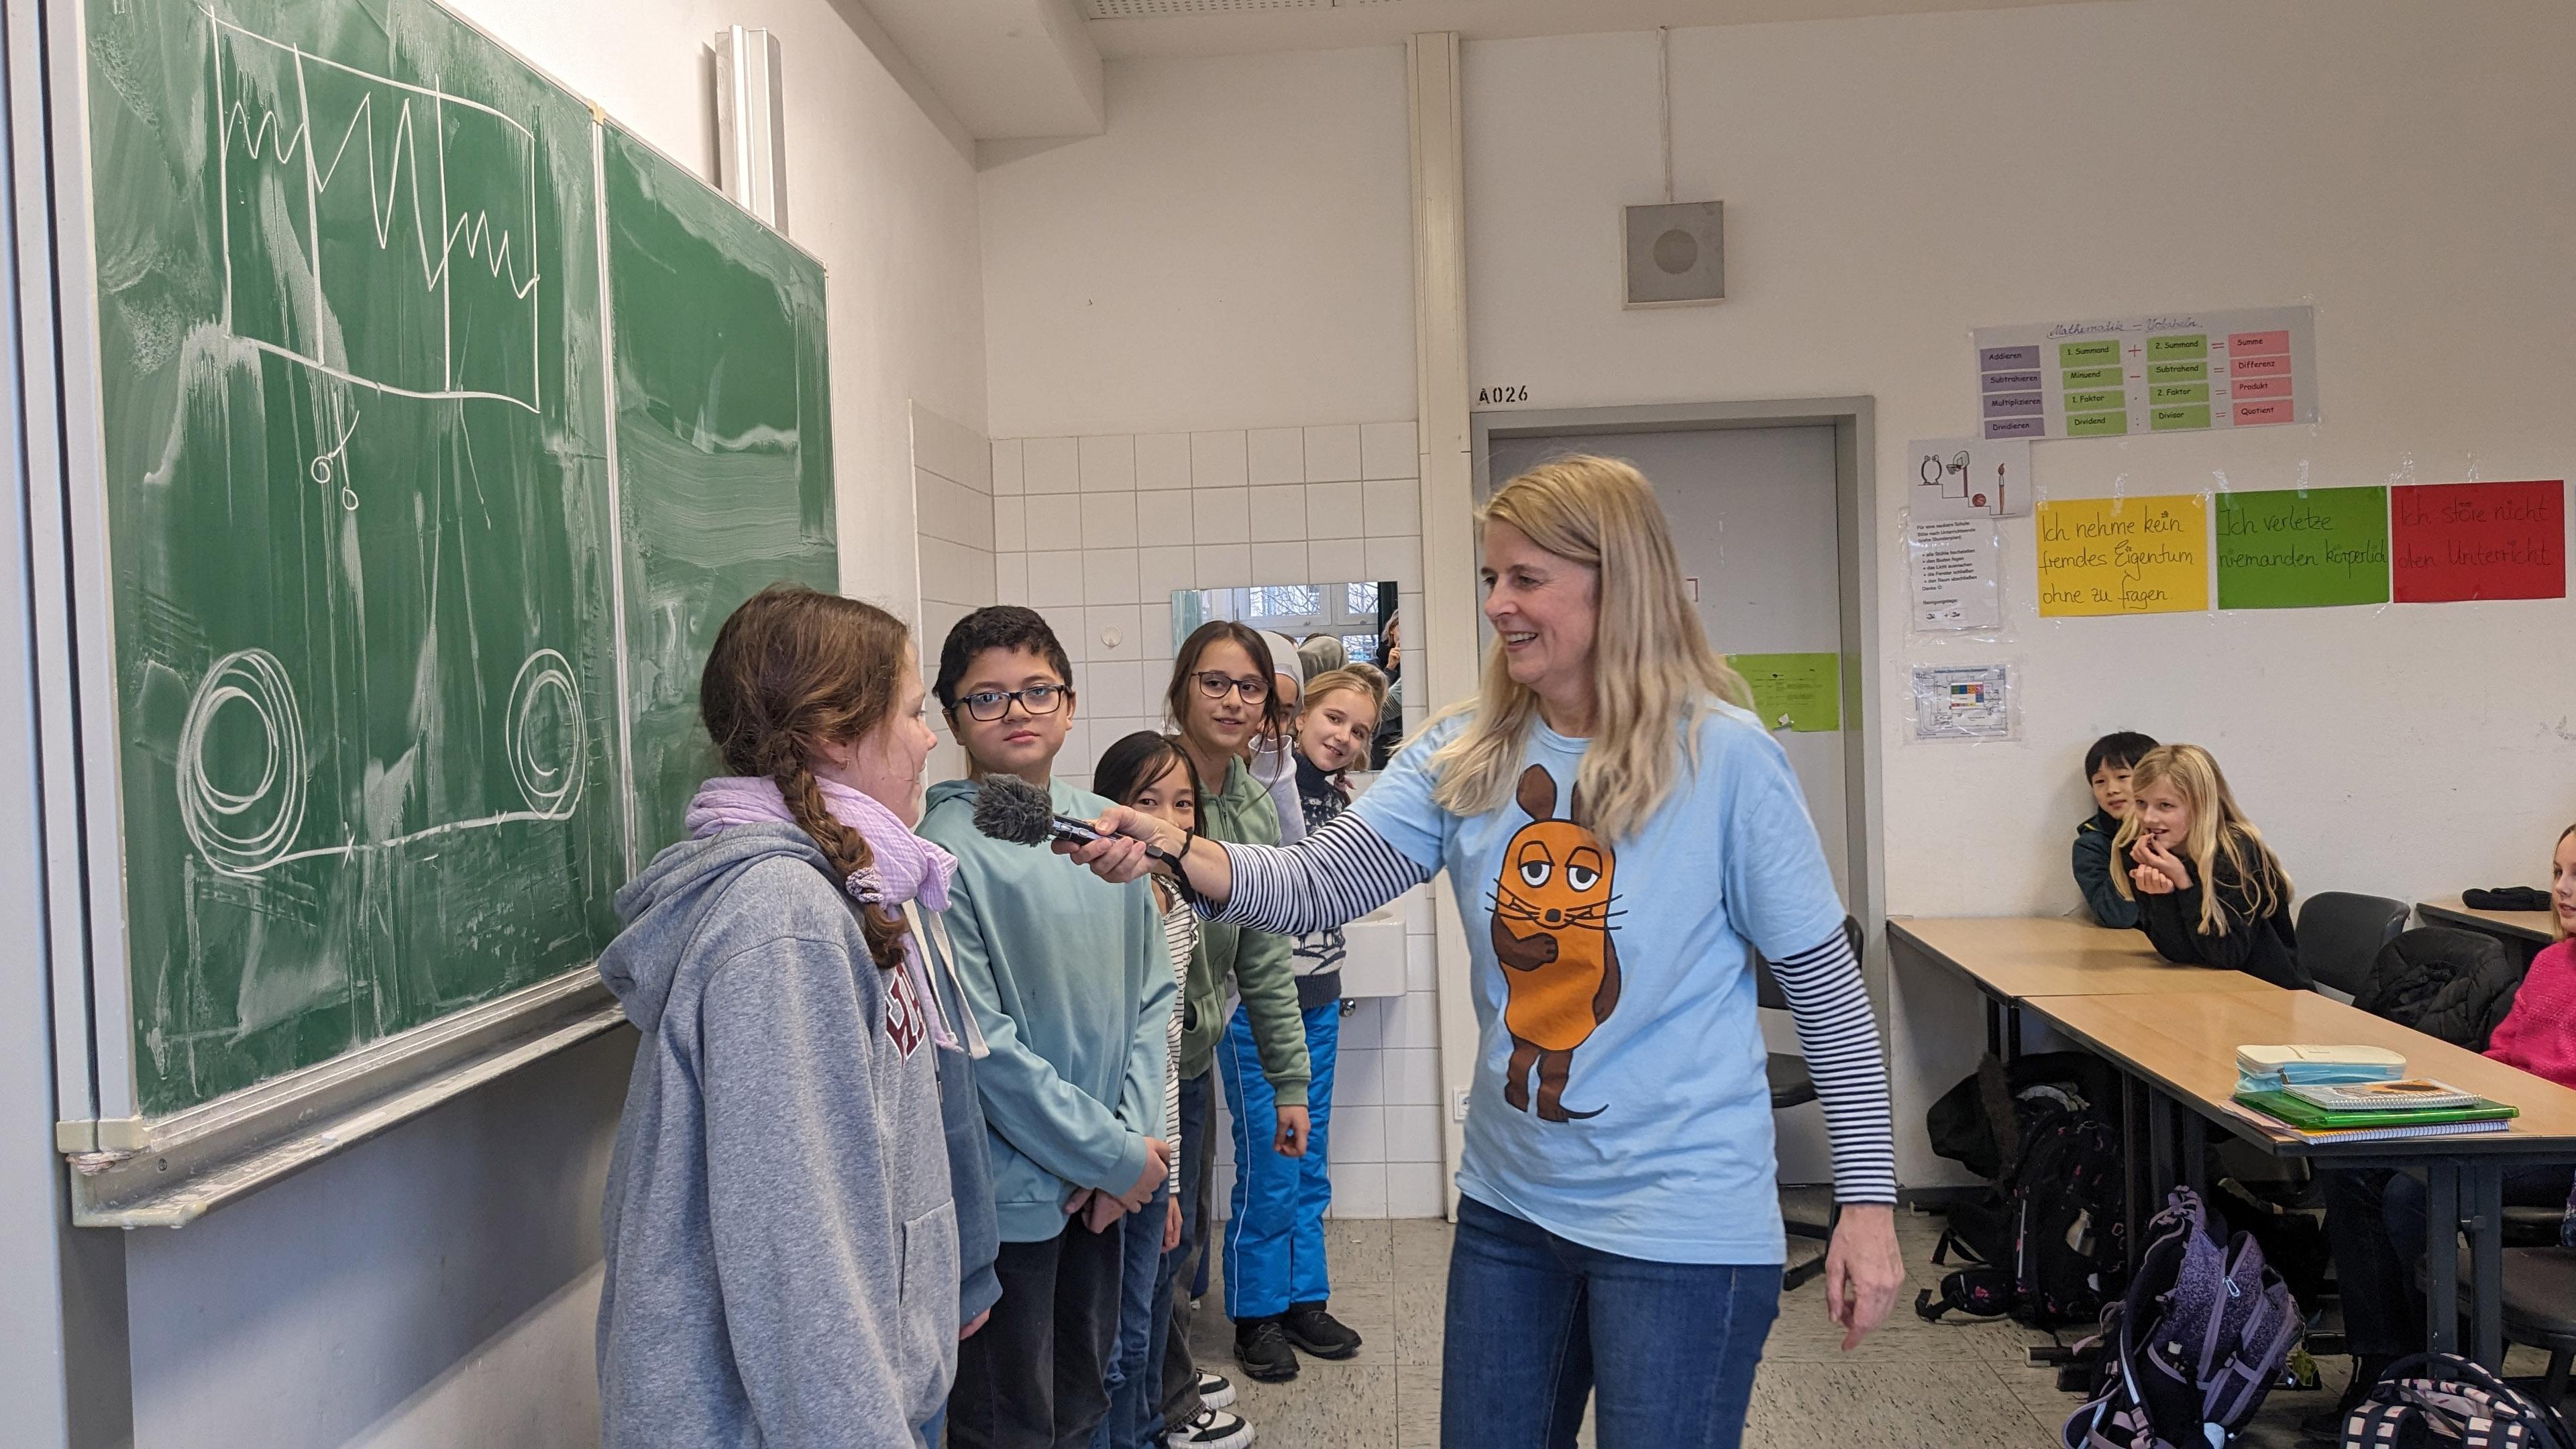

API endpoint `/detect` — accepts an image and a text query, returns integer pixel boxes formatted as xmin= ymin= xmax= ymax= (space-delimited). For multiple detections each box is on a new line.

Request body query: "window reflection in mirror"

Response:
xmin=1171 ymin=580 xmax=1397 ymax=669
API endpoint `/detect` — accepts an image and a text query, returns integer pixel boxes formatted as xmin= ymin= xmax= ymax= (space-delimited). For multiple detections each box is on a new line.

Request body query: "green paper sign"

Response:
xmin=1727 ymin=653 xmax=1842 ymax=733
xmin=2214 ymin=486 xmax=2392 ymax=609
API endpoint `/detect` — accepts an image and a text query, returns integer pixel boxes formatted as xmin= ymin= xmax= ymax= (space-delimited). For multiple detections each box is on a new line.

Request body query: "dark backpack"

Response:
xmin=1928 ymin=1051 xmax=2125 ymax=1181
xmin=2061 ymin=1189 xmax=2300 ymax=1449
xmin=2353 ymin=927 xmax=2521 ymax=1051
xmin=1919 ymin=1102 xmax=2128 ymax=1328
xmin=2339 ymin=1353 xmax=2575 ymax=1449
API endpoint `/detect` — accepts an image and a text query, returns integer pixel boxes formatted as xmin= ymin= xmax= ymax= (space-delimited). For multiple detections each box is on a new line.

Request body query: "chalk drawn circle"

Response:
xmin=176 ymin=649 xmax=308 ymax=875
xmin=506 ymin=649 xmax=584 ymax=819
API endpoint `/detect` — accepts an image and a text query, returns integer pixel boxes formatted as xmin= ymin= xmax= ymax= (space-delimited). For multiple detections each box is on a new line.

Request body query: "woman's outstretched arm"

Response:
xmin=1061 ymin=808 xmax=1432 ymax=934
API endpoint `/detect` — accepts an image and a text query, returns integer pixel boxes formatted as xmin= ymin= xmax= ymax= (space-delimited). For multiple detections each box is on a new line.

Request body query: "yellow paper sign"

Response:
xmin=2036 ymin=494 xmax=2209 ymax=616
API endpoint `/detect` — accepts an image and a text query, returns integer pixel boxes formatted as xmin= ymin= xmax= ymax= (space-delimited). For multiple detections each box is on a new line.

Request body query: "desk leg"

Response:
xmin=2005 ymin=1004 xmax=2023 ymax=1064
xmin=1986 ymin=995 xmax=2002 ymax=1060
xmin=2424 ymin=1165 xmax=2459 ymax=1358
xmin=2470 ymin=1164 xmax=2504 ymax=1370
xmin=2179 ymin=1113 xmax=2206 ymax=1201
xmin=2122 ymin=1074 xmax=2143 ymax=1276
xmin=2148 ymin=1091 xmax=2174 ymax=1197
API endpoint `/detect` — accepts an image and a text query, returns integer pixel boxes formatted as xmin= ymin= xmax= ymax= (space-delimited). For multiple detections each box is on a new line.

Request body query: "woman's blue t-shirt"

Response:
xmin=1349 ymin=703 xmax=1846 ymax=1265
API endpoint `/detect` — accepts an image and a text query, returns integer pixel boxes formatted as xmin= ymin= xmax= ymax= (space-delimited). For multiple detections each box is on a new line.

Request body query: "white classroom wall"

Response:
xmin=89 ymin=3 xmax=987 ymax=1444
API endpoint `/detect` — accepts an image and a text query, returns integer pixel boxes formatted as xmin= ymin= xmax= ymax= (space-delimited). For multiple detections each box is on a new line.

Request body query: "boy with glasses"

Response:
xmin=922 ymin=606 xmax=1178 ymax=1449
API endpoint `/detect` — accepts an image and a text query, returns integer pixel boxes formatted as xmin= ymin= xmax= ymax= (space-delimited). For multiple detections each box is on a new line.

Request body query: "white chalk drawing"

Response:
xmin=176 ymin=648 xmax=310 ymax=875
xmin=506 ymin=648 xmax=586 ymax=818
xmin=310 ymin=407 xmax=359 ymax=509
xmin=207 ymin=7 xmax=542 ymax=413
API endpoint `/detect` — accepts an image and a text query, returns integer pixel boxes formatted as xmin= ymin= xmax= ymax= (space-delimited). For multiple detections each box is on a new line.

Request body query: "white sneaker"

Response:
xmin=1168 ymin=1406 xmax=1252 ymax=1449
xmin=1195 ymin=1371 xmax=1236 ymax=1410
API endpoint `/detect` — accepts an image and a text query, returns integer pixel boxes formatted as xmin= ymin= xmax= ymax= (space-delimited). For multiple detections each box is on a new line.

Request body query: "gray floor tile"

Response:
xmin=1744 ymin=1360 xmax=2061 ymax=1448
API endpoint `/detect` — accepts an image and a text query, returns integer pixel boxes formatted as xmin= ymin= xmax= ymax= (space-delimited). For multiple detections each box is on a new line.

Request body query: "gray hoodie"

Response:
xmin=597 ymin=822 xmax=957 ymax=1447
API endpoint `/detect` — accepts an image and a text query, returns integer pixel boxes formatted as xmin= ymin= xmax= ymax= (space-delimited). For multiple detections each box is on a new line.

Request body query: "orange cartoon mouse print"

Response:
xmin=1487 ymin=763 xmax=1622 ymax=1122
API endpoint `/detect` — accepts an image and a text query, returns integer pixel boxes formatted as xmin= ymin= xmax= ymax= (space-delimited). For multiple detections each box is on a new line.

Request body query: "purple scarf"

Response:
xmin=686 ymin=775 xmax=960 ymax=1049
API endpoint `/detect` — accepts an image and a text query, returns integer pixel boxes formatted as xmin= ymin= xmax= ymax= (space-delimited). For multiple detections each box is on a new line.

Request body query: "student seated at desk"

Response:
xmin=2074 ymin=730 xmax=2157 ymax=928
xmin=2113 ymin=743 xmax=2308 ymax=989
xmin=2317 ymin=822 xmax=2576 ymax=1424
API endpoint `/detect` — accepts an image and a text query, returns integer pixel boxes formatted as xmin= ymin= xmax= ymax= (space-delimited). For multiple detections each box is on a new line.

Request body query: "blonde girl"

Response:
xmin=2114 ymin=743 xmax=2305 ymax=987
xmin=1072 ymin=456 xmax=1904 ymax=1448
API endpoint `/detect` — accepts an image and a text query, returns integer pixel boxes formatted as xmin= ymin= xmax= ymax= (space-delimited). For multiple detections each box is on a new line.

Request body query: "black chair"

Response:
xmin=2420 ymin=1246 xmax=2576 ymax=1407
xmin=2298 ymin=892 xmax=2412 ymax=1000
xmin=1756 ymin=916 xmax=1864 ymax=1289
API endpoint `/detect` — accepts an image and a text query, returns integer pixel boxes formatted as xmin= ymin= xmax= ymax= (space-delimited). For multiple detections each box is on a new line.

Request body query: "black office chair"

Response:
xmin=1757 ymin=916 xmax=1865 ymax=1289
xmin=2298 ymin=892 xmax=2412 ymax=1000
xmin=2420 ymin=1246 xmax=2576 ymax=1407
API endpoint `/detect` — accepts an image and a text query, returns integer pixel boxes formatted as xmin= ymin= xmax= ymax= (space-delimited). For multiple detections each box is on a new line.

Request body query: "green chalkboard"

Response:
xmin=82 ymin=0 xmax=833 ymax=1118
xmin=603 ymin=126 xmax=837 ymax=860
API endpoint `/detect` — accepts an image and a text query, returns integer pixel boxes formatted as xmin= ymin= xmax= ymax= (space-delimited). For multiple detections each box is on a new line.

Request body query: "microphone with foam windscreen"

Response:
xmin=971 ymin=775 xmax=1203 ymax=905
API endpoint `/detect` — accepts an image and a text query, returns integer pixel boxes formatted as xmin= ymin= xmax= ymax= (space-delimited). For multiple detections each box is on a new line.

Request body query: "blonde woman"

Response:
xmin=2112 ymin=743 xmax=2305 ymax=989
xmin=1067 ymin=457 xmax=1902 ymax=1448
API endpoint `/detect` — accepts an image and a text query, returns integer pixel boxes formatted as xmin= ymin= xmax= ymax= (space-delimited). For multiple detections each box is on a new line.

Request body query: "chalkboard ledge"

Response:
xmin=65 ymin=969 xmax=628 ymax=1228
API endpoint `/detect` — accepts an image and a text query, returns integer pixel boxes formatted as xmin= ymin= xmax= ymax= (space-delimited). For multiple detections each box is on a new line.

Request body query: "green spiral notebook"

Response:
xmin=2235 ymin=1089 xmax=2518 ymax=1133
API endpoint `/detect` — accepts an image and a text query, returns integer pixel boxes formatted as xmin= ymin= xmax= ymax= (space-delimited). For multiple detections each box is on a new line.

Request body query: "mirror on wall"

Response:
xmin=1173 ymin=580 xmax=1403 ymax=767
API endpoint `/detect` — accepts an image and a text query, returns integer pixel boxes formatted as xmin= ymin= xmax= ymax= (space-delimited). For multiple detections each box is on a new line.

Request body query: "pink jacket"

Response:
xmin=2485 ymin=938 xmax=2576 ymax=1087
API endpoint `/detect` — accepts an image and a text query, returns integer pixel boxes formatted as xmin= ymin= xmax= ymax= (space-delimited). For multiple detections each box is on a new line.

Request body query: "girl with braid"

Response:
xmin=596 ymin=584 xmax=994 ymax=1449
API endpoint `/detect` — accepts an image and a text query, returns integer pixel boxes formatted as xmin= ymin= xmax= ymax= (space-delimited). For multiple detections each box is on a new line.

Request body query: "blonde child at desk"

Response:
xmin=2317 ymin=824 xmax=2576 ymax=1426
xmin=2112 ymin=743 xmax=2308 ymax=989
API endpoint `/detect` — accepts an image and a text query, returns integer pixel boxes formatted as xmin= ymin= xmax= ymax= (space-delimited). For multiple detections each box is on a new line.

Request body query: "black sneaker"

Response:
xmin=1167 ymin=1406 xmax=1253 ymax=1449
xmin=1280 ymin=1301 xmax=1362 ymax=1360
xmin=1234 ymin=1318 xmax=1299 ymax=1383
xmin=1195 ymin=1369 xmax=1236 ymax=1409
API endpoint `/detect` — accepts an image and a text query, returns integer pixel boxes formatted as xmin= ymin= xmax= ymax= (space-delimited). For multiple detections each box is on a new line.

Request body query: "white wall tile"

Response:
xmin=1331 ymin=1104 xmax=1387 ymax=1163
xmin=1085 ymin=657 xmax=1147 ymax=720
xmin=1027 ymin=550 xmax=1085 ymax=608
xmin=1142 ymin=600 xmax=1175 ymax=662
xmin=912 ymin=405 xmax=989 ymax=491
xmin=1303 ymin=425 xmax=1362 ymax=483
xmin=995 ymin=553 xmax=1029 ymax=606
xmin=993 ymin=496 xmax=1028 ymax=553
xmin=1327 ymin=1161 xmax=1387 ymax=1219
xmin=1190 ymin=431 xmax=1248 ymax=488
xmin=1080 ymin=604 xmax=1146 ymax=664
xmin=1250 ymin=541 xmax=1308 ymax=586
xmin=1385 ymin=1161 xmax=1446 ymax=1218
xmin=1081 ymin=492 xmax=1138 ymax=549
xmin=1024 ymin=436 xmax=1079 ymax=494
xmin=1360 ymin=421 xmax=1417 ymax=481
xmin=1385 ymin=1047 xmax=1440 ymax=1106
xmin=1191 ymin=488 xmax=1249 ymax=545
xmin=1336 ymin=1046 xmax=1383 ymax=1107
xmin=1385 ymin=1104 xmax=1444 ymax=1163
xmin=991 ymin=438 xmax=1025 ymax=496
xmin=915 ymin=470 xmax=995 ymax=549
xmin=917 ymin=536 xmax=994 ymax=606
xmin=1138 ymin=545 xmax=1195 ymax=600
xmin=1303 ymin=481 xmax=1364 ymax=539
xmin=1193 ymin=543 xmax=1251 ymax=590
xmin=1079 ymin=434 xmax=1136 ymax=493
xmin=1307 ymin=537 xmax=1366 ymax=584
xmin=1405 ymin=932 xmax=1437 ymax=993
xmin=1056 ymin=718 xmax=1095 ymax=778
xmin=1365 ymin=534 xmax=1421 ymax=588
xmin=1336 ymin=999 xmax=1381 ymax=1052
xmin=1136 ymin=490 xmax=1193 ymax=547
xmin=1383 ymin=989 xmax=1440 ymax=1050
xmin=1084 ymin=549 xmax=1140 ymax=605
xmin=1248 ymin=485 xmax=1307 ymax=543
xmin=1362 ymin=478 xmax=1421 ymax=537
xmin=1136 ymin=433 xmax=1192 ymax=492
xmin=1024 ymin=492 xmax=1082 ymax=547
xmin=1246 ymin=427 xmax=1305 ymax=486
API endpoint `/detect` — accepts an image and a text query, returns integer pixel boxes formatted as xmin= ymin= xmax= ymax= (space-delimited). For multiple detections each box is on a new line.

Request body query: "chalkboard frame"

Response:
xmin=22 ymin=0 xmax=835 ymax=1224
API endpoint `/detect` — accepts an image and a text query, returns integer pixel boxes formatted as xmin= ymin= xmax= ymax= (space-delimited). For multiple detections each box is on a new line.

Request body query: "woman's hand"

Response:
xmin=1823 ymin=1203 xmax=1906 ymax=1350
xmin=1274 ymin=1106 xmax=1310 ymax=1157
xmin=1164 ymin=1193 xmax=1184 ymax=1252
xmin=1056 ymin=804 xmax=1237 ymax=907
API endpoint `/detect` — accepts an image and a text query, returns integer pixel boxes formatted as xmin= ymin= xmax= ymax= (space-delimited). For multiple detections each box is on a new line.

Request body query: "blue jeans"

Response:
xmin=1219 ymin=1000 xmax=1340 ymax=1319
xmin=1442 ymin=1194 xmax=1780 ymax=1449
xmin=1089 ymin=1181 xmax=1171 ymax=1449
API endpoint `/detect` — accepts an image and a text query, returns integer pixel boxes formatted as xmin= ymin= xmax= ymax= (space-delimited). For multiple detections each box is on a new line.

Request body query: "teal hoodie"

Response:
xmin=919 ymin=777 xmax=1177 ymax=1243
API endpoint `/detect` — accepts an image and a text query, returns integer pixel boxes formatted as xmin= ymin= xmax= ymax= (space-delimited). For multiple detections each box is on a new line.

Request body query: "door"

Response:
xmin=1487 ymin=426 xmax=1851 ymax=1184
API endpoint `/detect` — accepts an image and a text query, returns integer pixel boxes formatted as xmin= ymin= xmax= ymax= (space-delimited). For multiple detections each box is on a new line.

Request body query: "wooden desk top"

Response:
xmin=2420 ymin=898 xmax=2558 ymax=945
xmin=1888 ymin=916 xmax=2283 ymax=1003
xmin=2034 ymin=988 xmax=2576 ymax=1158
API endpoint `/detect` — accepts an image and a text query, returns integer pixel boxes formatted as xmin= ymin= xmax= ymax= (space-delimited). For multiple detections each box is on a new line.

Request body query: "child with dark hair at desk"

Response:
xmin=2113 ymin=743 xmax=2307 ymax=989
xmin=2074 ymin=731 xmax=2156 ymax=928
xmin=2316 ymin=823 xmax=2576 ymax=1427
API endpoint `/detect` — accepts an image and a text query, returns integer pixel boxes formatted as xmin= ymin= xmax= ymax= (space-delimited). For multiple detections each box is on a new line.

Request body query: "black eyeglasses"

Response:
xmin=1191 ymin=671 xmax=1270 ymax=704
xmin=955 ymin=684 xmax=1069 ymax=722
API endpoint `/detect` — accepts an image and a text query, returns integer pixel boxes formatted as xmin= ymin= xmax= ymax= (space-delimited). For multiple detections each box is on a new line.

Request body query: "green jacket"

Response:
xmin=1181 ymin=757 xmax=1311 ymax=1106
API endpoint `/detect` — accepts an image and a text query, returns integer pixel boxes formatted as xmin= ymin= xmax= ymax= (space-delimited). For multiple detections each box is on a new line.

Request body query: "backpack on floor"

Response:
xmin=2061 ymin=1188 xmax=2301 ymax=1449
xmin=2339 ymin=1353 xmax=2575 ymax=1449
xmin=1919 ymin=1102 xmax=2128 ymax=1328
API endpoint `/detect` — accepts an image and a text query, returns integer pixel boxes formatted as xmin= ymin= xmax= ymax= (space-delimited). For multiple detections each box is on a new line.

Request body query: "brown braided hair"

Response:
xmin=699 ymin=584 xmax=914 ymax=972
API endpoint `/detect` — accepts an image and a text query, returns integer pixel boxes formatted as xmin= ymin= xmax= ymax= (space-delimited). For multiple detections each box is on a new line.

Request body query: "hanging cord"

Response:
xmin=1658 ymin=26 xmax=1674 ymax=205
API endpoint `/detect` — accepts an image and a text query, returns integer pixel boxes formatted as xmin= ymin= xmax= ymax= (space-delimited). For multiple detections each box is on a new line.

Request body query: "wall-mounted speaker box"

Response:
xmin=1624 ymin=201 xmax=1725 ymax=308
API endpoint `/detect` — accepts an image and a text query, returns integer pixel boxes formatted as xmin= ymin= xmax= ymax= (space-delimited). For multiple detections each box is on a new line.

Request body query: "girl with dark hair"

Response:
xmin=594 ymin=584 xmax=991 ymax=1449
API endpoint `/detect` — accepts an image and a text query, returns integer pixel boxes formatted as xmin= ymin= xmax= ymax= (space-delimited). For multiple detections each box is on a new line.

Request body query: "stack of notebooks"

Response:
xmin=2231 ymin=1044 xmax=2518 ymax=1143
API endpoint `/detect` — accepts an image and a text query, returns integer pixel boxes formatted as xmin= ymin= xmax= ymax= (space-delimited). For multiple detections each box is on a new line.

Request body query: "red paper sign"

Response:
xmin=2390 ymin=480 xmax=2565 ymax=602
